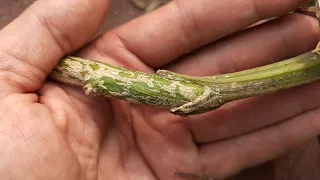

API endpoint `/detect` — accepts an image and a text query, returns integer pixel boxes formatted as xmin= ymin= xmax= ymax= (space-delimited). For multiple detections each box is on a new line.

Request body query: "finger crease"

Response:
xmin=33 ymin=12 xmax=73 ymax=55
xmin=173 ymin=0 xmax=201 ymax=48
xmin=0 ymin=51 xmax=45 ymax=91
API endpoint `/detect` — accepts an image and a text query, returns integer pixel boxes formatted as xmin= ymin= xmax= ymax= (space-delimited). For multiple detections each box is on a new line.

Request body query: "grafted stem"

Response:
xmin=49 ymin=52 xmax=320 ymax=116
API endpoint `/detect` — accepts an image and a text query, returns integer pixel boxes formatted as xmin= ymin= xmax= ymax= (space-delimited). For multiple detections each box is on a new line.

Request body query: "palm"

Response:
xmin=50 ymin=79 xmax=204 ymax=179
xmin=33 ymin=81 xmax=200 ymax=180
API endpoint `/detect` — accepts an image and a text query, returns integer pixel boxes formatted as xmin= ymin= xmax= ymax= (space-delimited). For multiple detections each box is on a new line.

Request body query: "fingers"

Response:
xmin=198 ymin=107 xmax=320 ymax=179
xmin=166 ymin=13 xmax=320 ymax=75
xmin=0 ymin=0 xmax=109 ymax=95
xmin=87 ymin=0 xmax=310 ymax=69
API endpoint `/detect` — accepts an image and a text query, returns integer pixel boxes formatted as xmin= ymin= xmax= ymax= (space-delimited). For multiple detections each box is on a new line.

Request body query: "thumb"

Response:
xmin=0 ymin=0 xmax=109 ymax=96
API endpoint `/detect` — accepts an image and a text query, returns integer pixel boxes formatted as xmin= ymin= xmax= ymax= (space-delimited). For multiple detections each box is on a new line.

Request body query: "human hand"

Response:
xmin=0 ymin=0 xmax=319 ymax=180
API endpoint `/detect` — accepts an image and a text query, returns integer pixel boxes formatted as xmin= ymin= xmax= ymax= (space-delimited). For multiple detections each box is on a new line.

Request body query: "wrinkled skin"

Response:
xmin=0 ymin=0 xmax=320 ymax=180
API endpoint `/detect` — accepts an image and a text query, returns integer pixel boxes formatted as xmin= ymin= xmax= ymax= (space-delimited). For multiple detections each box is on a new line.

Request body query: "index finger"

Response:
xmin=90 ymin=0 xmax=310 ymax=68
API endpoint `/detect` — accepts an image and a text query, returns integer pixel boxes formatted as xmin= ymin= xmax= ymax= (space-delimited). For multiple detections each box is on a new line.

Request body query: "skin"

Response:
xmin=0 ymin=0 xmax=320 ymax=179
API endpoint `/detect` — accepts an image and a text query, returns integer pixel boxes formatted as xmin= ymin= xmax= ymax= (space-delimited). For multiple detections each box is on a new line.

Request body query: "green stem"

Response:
xmin=49 ymin=51 xmax=320 ymax=116
xmin=49 ymin=56 xmax=204 ymax=109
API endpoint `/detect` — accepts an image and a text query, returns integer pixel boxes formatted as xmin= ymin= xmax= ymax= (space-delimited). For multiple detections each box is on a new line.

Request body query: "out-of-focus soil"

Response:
xmin=0 ymin=0 xmax=143 ymax=32
xmin=1 ymin=0 xmax=320 ymax=179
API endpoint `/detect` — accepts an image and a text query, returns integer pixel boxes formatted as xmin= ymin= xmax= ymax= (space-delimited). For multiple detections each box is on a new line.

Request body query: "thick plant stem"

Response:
xmin=50 ymin=57 xmax=205 ymax=111
xmin=49 ymin=52 xmax=320 ymax=116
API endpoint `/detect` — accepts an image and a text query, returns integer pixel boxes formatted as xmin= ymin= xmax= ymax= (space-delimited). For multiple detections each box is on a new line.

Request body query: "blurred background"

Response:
xmin=1 ymin=0 xmax=320 ymax=179
xmin=0 ymin=0 xmax=143 ymax=32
